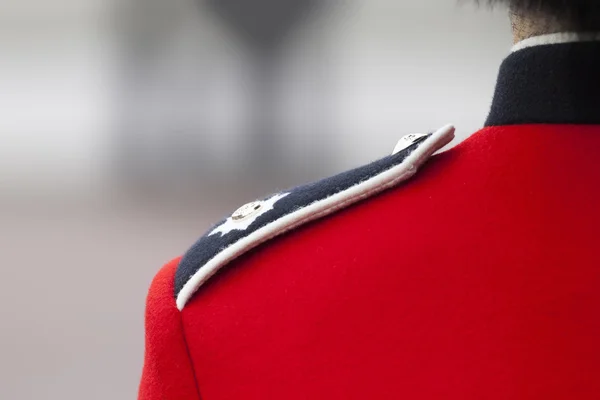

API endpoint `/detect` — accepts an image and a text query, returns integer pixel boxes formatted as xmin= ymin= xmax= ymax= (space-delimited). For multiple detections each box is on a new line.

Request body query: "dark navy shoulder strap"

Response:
xmin=175 ymin=125 xmax=455 ymax=309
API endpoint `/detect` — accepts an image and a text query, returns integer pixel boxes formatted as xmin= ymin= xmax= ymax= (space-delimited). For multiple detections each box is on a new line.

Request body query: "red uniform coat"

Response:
xmin=139 ymin=37 xmax=600 ymax=399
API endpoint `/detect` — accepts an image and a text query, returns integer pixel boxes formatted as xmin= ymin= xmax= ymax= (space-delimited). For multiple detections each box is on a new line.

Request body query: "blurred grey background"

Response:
xmin=0 ymin=0 xmax=510 ymax=398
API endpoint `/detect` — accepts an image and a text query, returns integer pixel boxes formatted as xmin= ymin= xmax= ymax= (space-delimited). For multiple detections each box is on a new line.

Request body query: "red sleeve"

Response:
xmin=138 ymin=257 xmax=200 ymax=400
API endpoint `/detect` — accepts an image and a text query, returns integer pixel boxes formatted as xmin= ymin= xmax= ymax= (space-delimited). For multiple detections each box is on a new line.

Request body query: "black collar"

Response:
xmin=485 ymin=40 xmax=600 ymax=126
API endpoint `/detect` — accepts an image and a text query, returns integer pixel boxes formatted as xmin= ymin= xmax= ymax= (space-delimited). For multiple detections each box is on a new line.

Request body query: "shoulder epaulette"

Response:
xmin=175 ymin=124 xmax=455 ymax=309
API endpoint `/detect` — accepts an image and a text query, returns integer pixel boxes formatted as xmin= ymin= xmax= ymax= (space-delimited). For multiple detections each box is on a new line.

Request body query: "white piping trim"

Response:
xmin=176 ymin=124 xmax=455 ymax=310
xmin=512 ymin=32 xmax=600 ymax=52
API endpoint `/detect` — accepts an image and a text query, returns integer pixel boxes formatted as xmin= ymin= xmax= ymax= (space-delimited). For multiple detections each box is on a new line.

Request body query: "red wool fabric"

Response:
xmin=139 ymin=257 xmax=200 ymax=400
xmin=140 ymin=125 xmax=600 ymax=399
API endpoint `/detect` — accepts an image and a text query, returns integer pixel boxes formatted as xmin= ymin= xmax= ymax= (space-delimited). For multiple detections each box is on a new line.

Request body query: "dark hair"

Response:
xmin=488 ymin=0 xmax=600 ymax=29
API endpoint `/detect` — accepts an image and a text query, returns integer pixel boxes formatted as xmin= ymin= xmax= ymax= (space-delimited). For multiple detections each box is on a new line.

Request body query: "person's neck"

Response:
xmin=510 ymin=11 xmax=576 ymax=43
xmin=509 ymin=9 xmax=600 ymax=44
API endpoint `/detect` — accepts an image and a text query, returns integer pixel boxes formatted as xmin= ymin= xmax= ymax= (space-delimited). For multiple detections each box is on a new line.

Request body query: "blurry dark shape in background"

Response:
xmin=206 ymin=0 xmax=317 ymax=176
xmin=113 ymin=0 xmax=337 ymax=201
xmin=206 ymin=0 xmax=317 ymax=50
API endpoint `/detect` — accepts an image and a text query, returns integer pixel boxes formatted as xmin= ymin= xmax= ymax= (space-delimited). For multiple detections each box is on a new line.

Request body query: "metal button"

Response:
xmin=392 ymin=133 xmax=429 ymax=155
xmin=231 ymin=201 xmax=263 ymax=221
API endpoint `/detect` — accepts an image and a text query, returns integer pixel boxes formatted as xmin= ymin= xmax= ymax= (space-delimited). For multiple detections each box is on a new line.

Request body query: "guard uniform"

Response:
xmin=139 ymin=33 xmax=600 ymax=400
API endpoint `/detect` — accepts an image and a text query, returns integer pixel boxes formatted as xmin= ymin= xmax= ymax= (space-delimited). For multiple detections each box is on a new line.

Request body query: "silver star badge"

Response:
xmin=208 ymin=192 xmax=290 ymax=237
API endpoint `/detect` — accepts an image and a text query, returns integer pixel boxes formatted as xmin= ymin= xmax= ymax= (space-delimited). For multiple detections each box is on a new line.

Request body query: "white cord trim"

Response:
xmin=176 ymin=124 xmax=455 ymax=310
xmin=512 ymin=32 xmax=600 ymax=52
